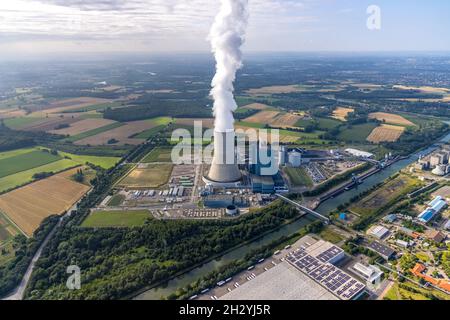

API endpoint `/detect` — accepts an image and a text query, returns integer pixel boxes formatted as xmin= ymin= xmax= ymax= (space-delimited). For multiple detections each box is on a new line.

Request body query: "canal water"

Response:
xmin=135 ymin=129 xmax=450 ymax=300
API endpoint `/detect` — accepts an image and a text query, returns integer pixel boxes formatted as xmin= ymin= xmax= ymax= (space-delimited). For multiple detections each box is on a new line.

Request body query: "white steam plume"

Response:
xmin=209 ymin=0 xmax=249 ymax=132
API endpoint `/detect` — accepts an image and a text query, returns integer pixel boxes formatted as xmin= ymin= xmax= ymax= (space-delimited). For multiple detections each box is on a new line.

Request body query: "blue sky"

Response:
xmin=0 ymin=0 xmax=449 ymax=57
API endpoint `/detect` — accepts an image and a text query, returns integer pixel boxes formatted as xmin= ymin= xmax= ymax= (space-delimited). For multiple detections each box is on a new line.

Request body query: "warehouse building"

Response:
xmin=367 ymin=241 xmax=396 ymax=260
xmin=418 ymin=196 xmax=447 ymax=223
xmin=351 ymin=263 xmax=383 ymax=285
xmin=367 ymin=225 xmax=390 ymax=239
xmin=220 ymin=239 xmax=365 ymax=300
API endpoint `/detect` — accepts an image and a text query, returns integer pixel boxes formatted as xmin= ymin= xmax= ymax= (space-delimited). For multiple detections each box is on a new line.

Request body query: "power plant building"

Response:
xmin=251 ymin=174 xmax=275 ymax=194
xmin=287 ymin=151 xmax=302 ymax=167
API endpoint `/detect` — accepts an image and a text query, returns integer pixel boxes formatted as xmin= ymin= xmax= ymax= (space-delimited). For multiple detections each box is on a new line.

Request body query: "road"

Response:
xmin=2 ymin=193 xmax=87 ymax=300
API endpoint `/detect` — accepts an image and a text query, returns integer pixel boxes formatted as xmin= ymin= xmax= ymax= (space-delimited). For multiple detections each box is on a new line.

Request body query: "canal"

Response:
xmin=135 ymin=129 xmax=450 ymax=300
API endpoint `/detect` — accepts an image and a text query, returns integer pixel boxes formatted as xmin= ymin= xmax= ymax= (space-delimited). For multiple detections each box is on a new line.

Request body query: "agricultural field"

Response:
xmin=332 ymin=107 xmax=354 ymax=121
xmin=284 ymin=167 xmax=313 ymax=187
xmin=368 ymin=112 xmax=415 ymax=126
xmin=243 ymin=110 xmax=281 ymax=125
xmin=49 ymin=118 xmax=117 ymax=136
xmin=74 ymin=119 xmax=160 ymax=146
xmin=0 ymin=159 xmax=79 ymax=193
xmin=7 ymin=116 xmax=81 ymax=132
xmin=337 ymin=123 xmax=378 ymax=143
xmin=0 ymin=149 xmax=61 ymax=178
xmin=238 ymin=103 xmax=271 ymax=111
xmin=3 ymin=117 xmax=44 ymax=130
xmin=132 ymin=125 xmax=166 ymax=139
xmin=0 ymin=167 xmax=90 ymax=236
xmin=141 ymin=147 xmax=173 ymax=163
xmin=118 ymin=163 xmax=173 ymax=189
xmin=269 ymin=113 xmax=302 ymax=128
xmin=391 ymin=85 xmax=450 ymax=102
xmin=0 ymin=108 xmax=26 ymax=120
xmin=58 ymin=151 xmax=120 ymax=169
xmin=64 ymin=122 xmax=124 ymax=142
xmin=81 ymin=210 xmax=152 ymax=228
xmin=367 ymin=124 xmax=405 ymax=143
xmin=245 ymin=85 xmax=304 ymax=96
xmin=42 ymin=97 xmax=112 ymax=113
xmin=316 ymin=117 xmax=342 ymax=130
xmin=350 ymin=175 xmax=421 ymax=218
xmin=174 ymin=118 xmax=214 ymax=129
xmin=60 ymin=101 xmax=122 ymax=113
xmin=0 ymin=147 xmax=120 ymax=192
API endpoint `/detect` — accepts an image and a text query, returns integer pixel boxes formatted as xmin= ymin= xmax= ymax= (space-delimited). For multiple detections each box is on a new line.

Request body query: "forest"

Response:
xmin=25 ymin=202 xmax=298 ymax=300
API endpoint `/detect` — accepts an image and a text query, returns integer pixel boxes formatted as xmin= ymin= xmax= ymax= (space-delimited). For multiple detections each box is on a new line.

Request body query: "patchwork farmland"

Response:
xmin=49 ymin=118 xmax=117 ymax=136
xmin=0 ymin=147 xmax=120 ymax=192
xmin=0 ymin=167 xmax=90 ymax=236
xmin=74 ymin=119 xmax=163 ymax=146
xmin=43 ymin=97 xmax=112 ymax=113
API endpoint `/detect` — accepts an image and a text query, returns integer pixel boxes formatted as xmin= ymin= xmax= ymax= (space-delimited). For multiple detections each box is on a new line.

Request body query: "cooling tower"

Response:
xmin=205 ymin=129 xmax=242 ymax=185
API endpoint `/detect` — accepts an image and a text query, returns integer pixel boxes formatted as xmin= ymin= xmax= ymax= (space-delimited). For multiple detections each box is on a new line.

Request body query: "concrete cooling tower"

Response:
xmin=204 ymin=130 xmax=242 ymax=187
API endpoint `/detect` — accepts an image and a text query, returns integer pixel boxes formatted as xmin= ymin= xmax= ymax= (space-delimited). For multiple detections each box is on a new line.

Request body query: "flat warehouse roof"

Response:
xmin=220 ymin=262 xmax=338 ymax=300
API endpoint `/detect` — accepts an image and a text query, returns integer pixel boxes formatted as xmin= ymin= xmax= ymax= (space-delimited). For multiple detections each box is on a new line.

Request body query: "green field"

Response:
xmin=294 ymin=119 xmax=315 ymax=128
xmin=133 ymin=125 xmax=166 ymax=139
xmin=0 ymin=147 xmax=36 ymax=160
xmin=141 ymin=147 xmax=173 ymax=163
xmin=316 ymin=117 xmax=342 ymax=130
xmin=59 ymin=151 xmax=120 ymax=169
xmin=107 ymin=194 xmax=126 ymax=206
xmin=318 ymin=227 xmax=344 ymax=244
xmin=81 ymin=210 xmax=152 ymax=228
xmin=65 ymin=122 xmax=124 ymax=142
xmin=337 ymin=123 xmax=378 ymax=142
xmin=61 ymin=102 xmax=122 ymax=113
xmin=3 ymin=117 xmax=43 ymax=130
xmin=118 ymin=163 xmax=173 ymax=188
xmin=0 ymin=150 xmax=62 ymax=178
xmin=284 ymin=167 xmax=313 ymax=187
xmin=236 ymin=121 xmax=266 ymax=129
xmin=0 ymin=159 xmax=80 ymax=192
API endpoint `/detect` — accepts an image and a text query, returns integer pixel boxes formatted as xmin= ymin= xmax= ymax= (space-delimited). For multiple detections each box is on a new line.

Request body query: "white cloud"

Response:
xmin=0 ymin=0 xmax=317 ymax=53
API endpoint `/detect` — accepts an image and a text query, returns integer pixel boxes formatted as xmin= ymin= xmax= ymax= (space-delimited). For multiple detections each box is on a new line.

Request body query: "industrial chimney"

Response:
xmin=204 ymin=129 xmax=242 ymax=186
